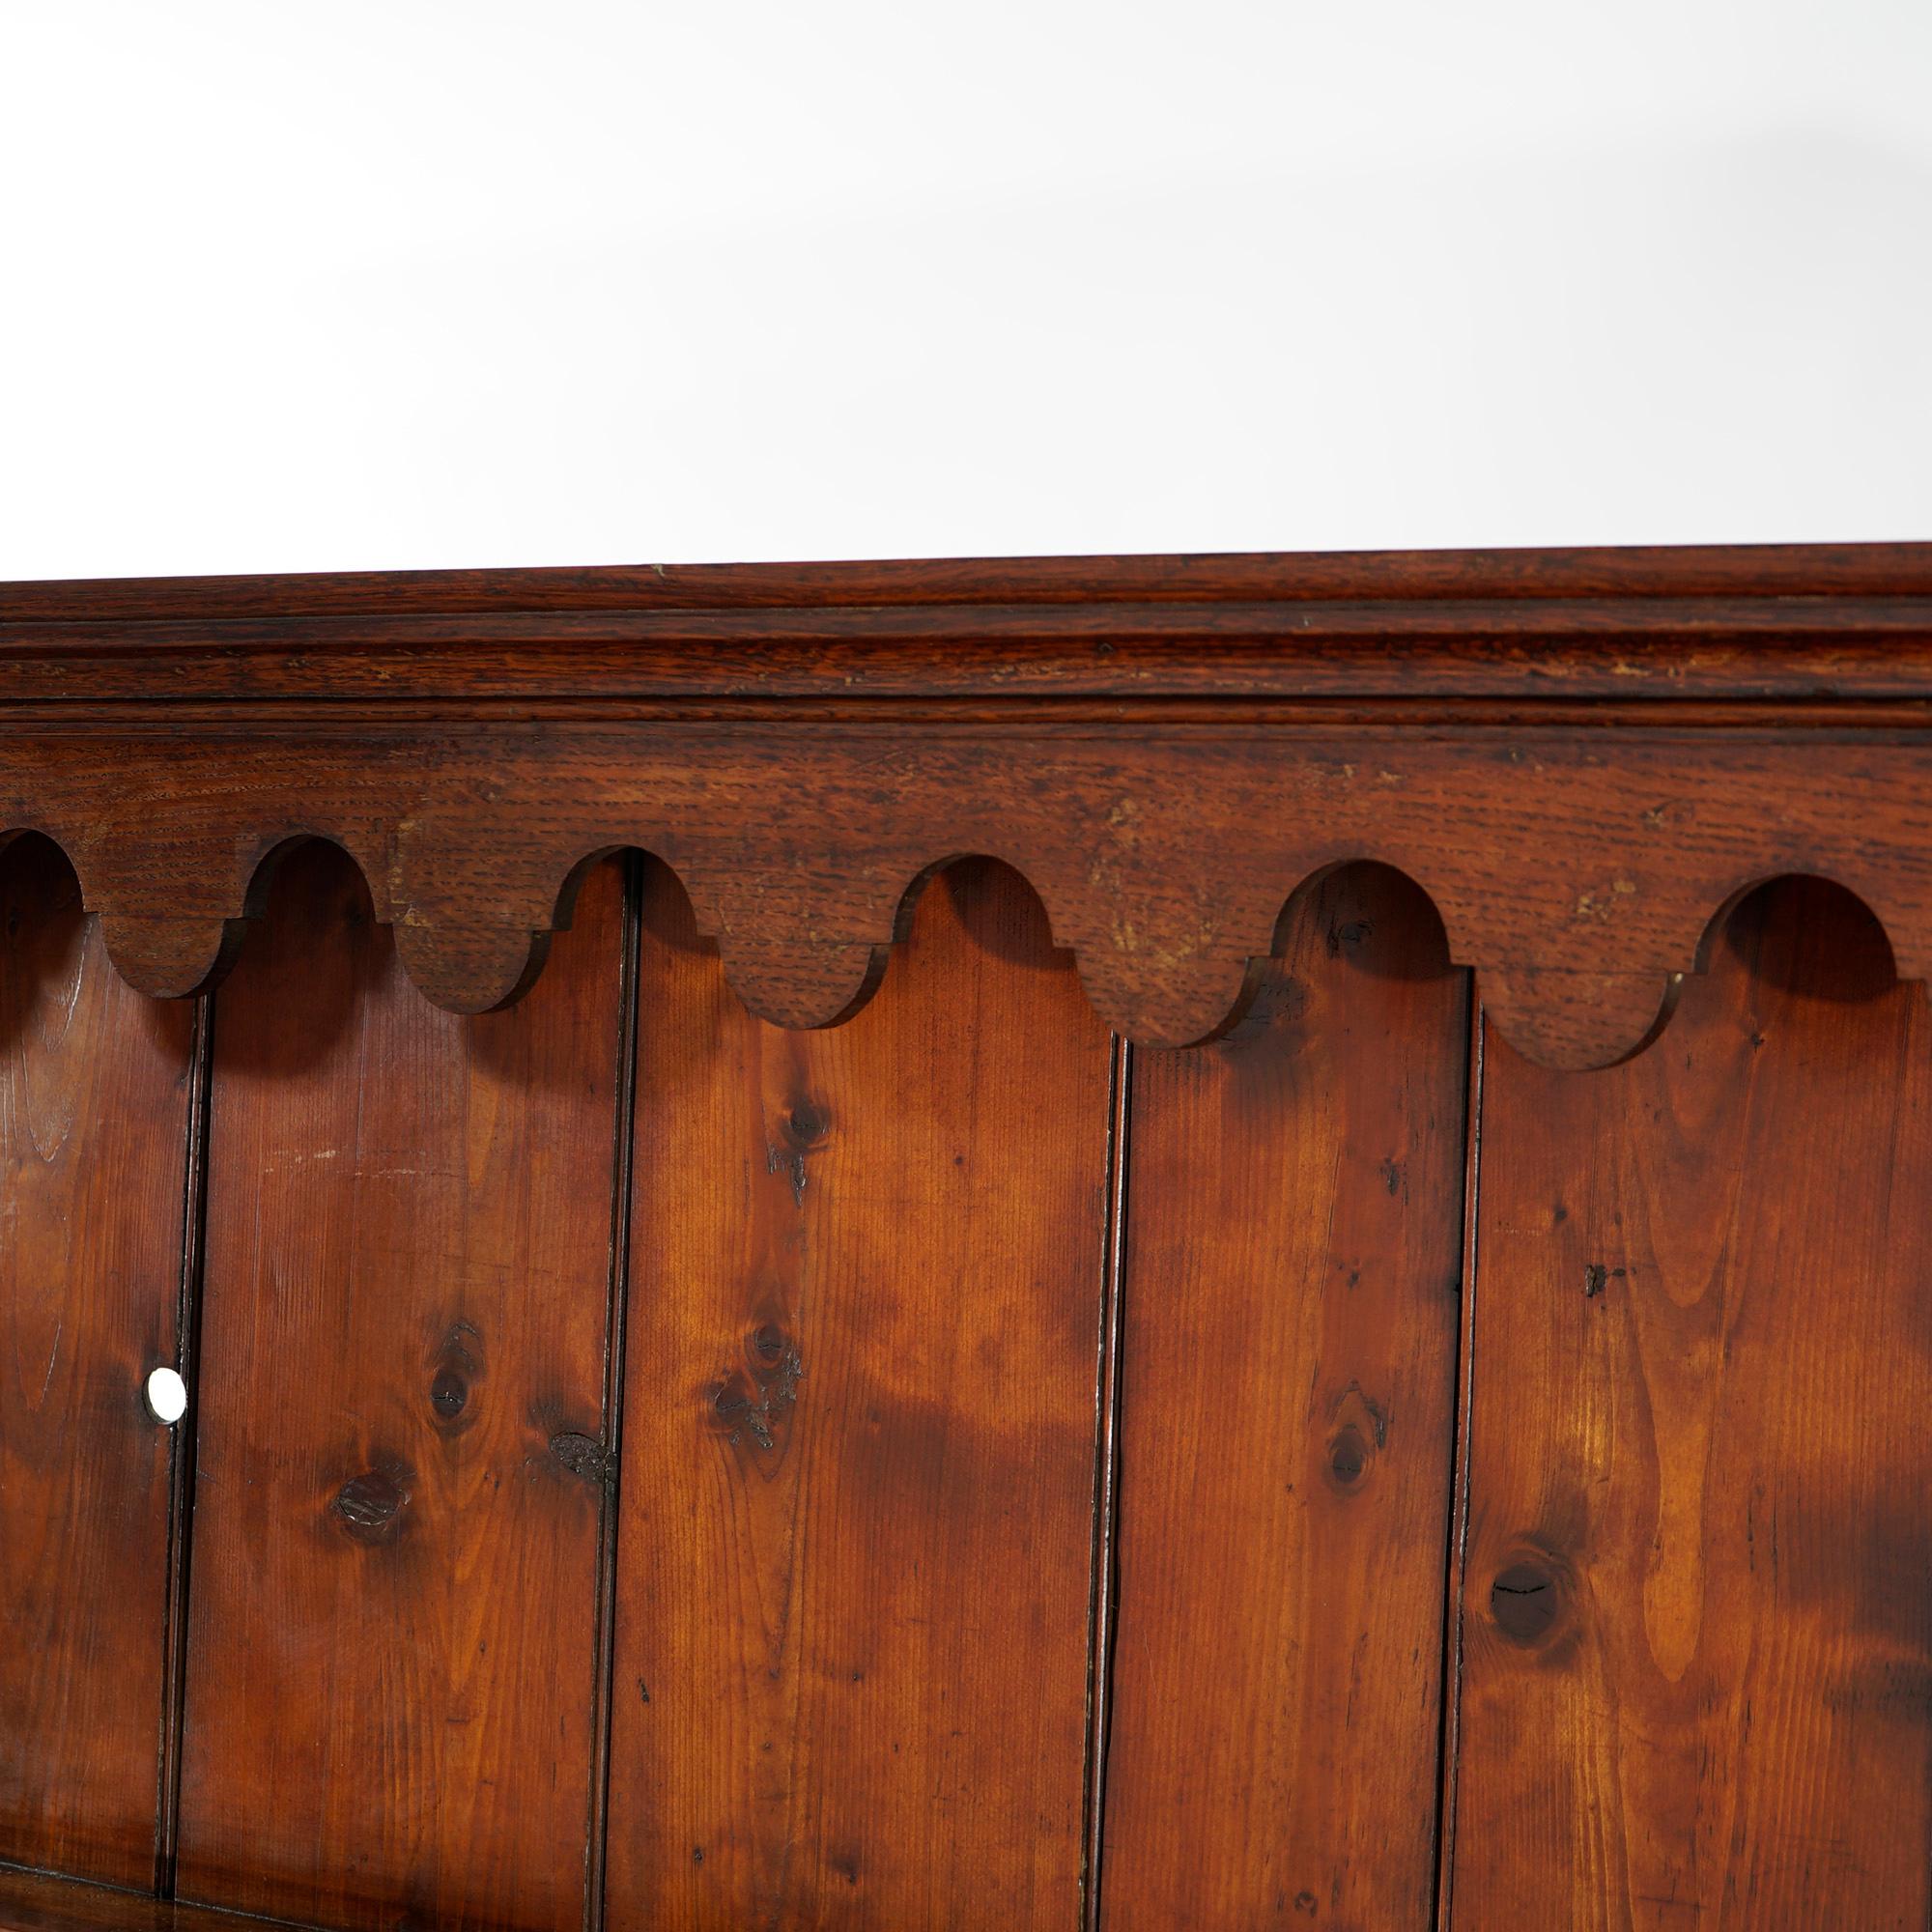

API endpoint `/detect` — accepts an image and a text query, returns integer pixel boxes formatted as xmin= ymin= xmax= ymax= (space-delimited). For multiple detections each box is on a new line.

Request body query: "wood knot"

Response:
xmin=749 ymin=1321 xmax=792 ymax=1375
xmin=1328 ymin=1425 xmax=1370 ymax=1487
xmin=709 ymin=1322 xmax=804 ymax=1455
xmin=549 ymin=1431 xmax=610 ymax=1486
xmin=768 ymin=1097 xmax=831 ymax=1204
xmin=1491 ymin=1560 xmax=1563 ymax=1644
xmin=427 ymin=1321 xmax=483 ymax=1434
xmin=333 ymin=1463 xmax=412 ymax=1544
xmin=1323 ymin=1382 xmax=1388 ymax=1493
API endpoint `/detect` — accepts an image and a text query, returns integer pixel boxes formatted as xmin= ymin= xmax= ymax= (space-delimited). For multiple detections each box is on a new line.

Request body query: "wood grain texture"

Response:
xmin=1098 ymin=865 xmax=1470 ymax=1930
xmin=4 ymin=546 xmax=1932 ymax=1072
xmin=0 ymin=835 xmax=196 ymax=1889
xmin=14 ymin=719 xmax=1932 ymax=1073
xmin=1451 ymin=878 xmax=1932 ymax=1928
xmin=7 ymin=546 xmax=1932 ymax=1927
xmin=9 ymin=538 xmax=1932 ymax=621
xmin=605 ymin=857 xmax=1115 ymax=1930
xmin=172 ymin=842 xmax=628 ymax=1931
xmin=0 ymin=1864 xmax=300 ymax=1932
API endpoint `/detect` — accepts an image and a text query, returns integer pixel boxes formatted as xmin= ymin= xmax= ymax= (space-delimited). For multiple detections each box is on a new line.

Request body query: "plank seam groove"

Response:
xmin=154 ymin=996 xmax=214 ymax=1898
xmin=582 ymin=855 xmax=644 ymax=1932
xmin=1433 ymin=988 xmax=1485 ymax=1932
xmin=1080 ymin=1036 xmax=1132 ymax=1932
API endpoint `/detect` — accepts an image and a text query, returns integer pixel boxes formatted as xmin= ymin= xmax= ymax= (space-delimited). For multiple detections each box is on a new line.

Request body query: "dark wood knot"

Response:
xmin=333 ymin=1465 xmax=412 ymax=1543
xmin=427 ymin=1321 xmax=483 ymax=1434
xmin=549 ymin=1431 xmax=610 ymax=1486
xmin=1328 ymin=1425 xmax=1370 ymax=1486
xmin=1491 ymin=1560 xmax=1562 ymax=1644
xmin=749 ymin=1321 xmax=791 ymax=1375
xmin=1323 ymin=1382 xmax=1388 ymax=1494
xmin=709 ymin=1337 xmax=801 ymax=1453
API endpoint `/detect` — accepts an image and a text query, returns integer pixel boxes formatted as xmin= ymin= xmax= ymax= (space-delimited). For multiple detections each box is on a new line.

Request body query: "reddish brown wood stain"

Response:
xmin=1100 ymin=867 xmax=1469 ymax=1928
xmin=1452 ymin=879 xmax=1932 ymax=1927
xmin=0 ymin=838 xmax=195 ymax=1890
xmin=172 ymin=843 xmax=627 ymax=1931
xmin=4 ymin=551 xmax=1932 ymax=1932
xmin=605 ymin=858 xmax=1114 ymax=1930
xmin=0 ymin=1864 xmax=285 ymax=1932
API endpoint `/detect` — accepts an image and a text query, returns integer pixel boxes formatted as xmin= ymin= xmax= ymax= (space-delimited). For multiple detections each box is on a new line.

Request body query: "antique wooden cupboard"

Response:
xmin=2 ymin=544 xmax=1930 ymax=1930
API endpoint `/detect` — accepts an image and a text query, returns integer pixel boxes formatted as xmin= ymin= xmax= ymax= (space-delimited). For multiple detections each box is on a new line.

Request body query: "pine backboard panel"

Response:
xmin=606 ymin=858 xmax=1115 ymax=1929
xmin=0 ymin=837 xmax=197 ymax=1889
xmin=173 ymin=844 xmax=628 ymax=1931
xmin=1099 ymin=866 xmax=1470 ymax=1928
xmin=1451 ymin=880 xmax=1932 ymax=1927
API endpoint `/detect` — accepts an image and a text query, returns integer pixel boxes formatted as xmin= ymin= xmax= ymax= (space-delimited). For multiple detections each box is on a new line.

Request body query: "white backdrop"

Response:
xmin=4 ymin=1 xmax=1929 ymax=580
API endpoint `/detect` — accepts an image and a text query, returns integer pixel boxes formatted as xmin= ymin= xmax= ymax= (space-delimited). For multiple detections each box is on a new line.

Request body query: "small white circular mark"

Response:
xmin=145 ymin=1366 xmax=188 ymax=1425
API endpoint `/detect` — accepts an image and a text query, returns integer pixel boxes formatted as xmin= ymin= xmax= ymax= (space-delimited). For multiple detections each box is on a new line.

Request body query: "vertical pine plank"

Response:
xmin=1451 ymin=880 xmax=1932 ymax=1926
xmin=1098 ymin=865 xmax=1471 ymax=1928
xmin=0 ymin=836 xmax=197 ymax=1889
xmin=174 ymin=842 xmax=627 ymax=1931
xmin=605 ymin=857 xmax=1115 ymax=1929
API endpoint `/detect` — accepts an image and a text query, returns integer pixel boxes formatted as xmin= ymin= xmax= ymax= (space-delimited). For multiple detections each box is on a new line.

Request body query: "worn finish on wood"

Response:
xmin=173 ymin=844 xmax=627 ymax=1931
xmin=1099 ymin=866 xmax=1469 ymax=1928
xmin=9 ymin=536 xmax=1932 ymax=624
xmin=1451 ymin=879 xmax=1932 ymax=1927
xmin=5 ymin=546 xmax=1932 ymax=1070
xmin=8 ymin=545 xmax=1932 ymax=1928
xmin=605 ymin=858 xmax=1114 ymax=1929
xmin=0 ymin=837 xmax=196 ymax=1889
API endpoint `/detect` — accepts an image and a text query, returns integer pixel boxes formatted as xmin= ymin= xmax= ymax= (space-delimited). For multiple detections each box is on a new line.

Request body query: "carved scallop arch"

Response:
xmin=14 ymin=783 xmax=1932 ymax=1070
xmin=45 ymin=826 xmax=1911 ymax=1073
